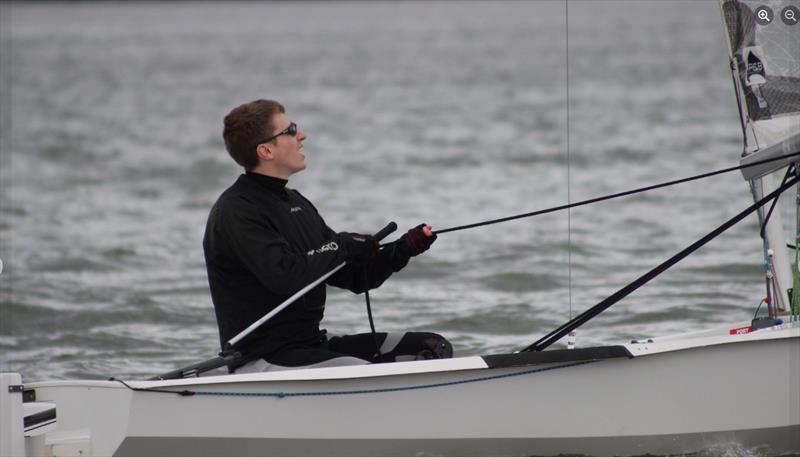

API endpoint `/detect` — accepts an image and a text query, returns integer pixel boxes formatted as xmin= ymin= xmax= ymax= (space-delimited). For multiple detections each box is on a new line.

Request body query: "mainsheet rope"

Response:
xmin=433 ymin=151 xmax=800 ymax=236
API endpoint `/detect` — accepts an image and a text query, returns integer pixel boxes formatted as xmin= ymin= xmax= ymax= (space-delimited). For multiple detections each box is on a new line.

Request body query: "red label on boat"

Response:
xmin=729 ymin=326 xmax=752 ymax=335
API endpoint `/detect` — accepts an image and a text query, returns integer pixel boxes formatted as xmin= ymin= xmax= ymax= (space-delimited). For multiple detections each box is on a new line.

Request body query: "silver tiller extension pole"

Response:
xmin=226 ymin=262 xmax=347 ymax=348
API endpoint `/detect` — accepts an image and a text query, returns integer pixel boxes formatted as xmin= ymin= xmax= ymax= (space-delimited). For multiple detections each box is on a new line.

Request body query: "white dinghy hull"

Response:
xmin=7 ymin=322 xmax=798 ymax=457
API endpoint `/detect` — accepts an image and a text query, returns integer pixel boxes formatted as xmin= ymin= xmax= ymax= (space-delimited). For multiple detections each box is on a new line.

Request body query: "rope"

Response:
xmin=109 ymin=377 xmax=196 ymax=396
xmin=523 ymin=172 xmax=800 ymax=352
xmin=363 ymin=269 xmax=383 ymax=362
xmin=434 ymin=150 xmax=800 ymax=235
xmin=112 ymin=360 xmax=594 ymax=398
xmin=566 ymin=0 xmax=573 ymax=321
xmin=759 ymin=164 xmax=795 ymax=238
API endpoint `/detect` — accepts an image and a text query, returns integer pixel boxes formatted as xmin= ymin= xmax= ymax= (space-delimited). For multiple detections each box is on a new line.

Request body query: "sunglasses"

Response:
xmin=261 ymin=122 xmax=298 ymax=144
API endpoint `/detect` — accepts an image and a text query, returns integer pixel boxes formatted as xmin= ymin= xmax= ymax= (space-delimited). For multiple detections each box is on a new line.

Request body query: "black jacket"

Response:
xmin=203 ymin=172 xmax=409 ymax=356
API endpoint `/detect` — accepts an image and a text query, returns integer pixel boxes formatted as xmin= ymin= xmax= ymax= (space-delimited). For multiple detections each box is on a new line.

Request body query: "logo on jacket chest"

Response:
xmin=290 ymin=206 xmax=303 ymax=213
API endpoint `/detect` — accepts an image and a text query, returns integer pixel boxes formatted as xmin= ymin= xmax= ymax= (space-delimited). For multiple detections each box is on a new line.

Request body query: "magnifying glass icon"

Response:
xmin=755 ymin=6 xmax=774 ymax=24
xmin=782 ymin=6 xmax=799 ymax=25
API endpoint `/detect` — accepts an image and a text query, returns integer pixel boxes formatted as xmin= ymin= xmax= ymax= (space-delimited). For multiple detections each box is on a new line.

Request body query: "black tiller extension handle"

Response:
xmin=374 ymin=221 xmax=398 ymax=241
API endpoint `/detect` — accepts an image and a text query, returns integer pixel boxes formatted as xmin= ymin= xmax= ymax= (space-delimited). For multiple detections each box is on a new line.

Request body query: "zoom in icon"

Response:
xmin=755 ymin=5 xmax=774 ymax=25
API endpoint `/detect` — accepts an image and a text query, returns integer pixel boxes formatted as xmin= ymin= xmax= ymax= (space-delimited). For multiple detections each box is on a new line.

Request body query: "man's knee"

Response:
xmin=387 ymin=332 xmax=453 ymax=360
xmin=416 ymin=332 xmax=453 ymax=359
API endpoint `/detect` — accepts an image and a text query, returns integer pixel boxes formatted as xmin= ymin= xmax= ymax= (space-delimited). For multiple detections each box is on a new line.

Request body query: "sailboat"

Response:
xmin=2 ymin=1 xmax=798 ymax=456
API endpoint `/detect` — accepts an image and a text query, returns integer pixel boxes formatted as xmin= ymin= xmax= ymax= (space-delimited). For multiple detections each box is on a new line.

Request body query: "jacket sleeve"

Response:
xmin=324 ymin=225 xmax=412 ymax=294
xmin=291 ymin=190 xmax=411 ymax=294
xmin=217 ymin=197 xmax=350 ymax=296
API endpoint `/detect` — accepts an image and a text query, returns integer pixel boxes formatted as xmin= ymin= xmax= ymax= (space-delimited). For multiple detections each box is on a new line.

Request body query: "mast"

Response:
xmin=720 ymin=0 xmax=800 ymax=318
xmin=795 ymin=183 xmax=800 ymax=318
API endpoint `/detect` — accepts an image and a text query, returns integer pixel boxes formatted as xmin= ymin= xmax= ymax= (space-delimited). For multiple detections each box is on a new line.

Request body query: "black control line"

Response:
xmin=435 ymin=150 xmax=800 ymax=235
xmin=522 ymin=173 xmax=800 ymax=352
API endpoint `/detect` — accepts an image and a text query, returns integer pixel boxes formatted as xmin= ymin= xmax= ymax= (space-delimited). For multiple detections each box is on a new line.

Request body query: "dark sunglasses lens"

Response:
xmin=287 ymin=123 xmax=298 ymax=136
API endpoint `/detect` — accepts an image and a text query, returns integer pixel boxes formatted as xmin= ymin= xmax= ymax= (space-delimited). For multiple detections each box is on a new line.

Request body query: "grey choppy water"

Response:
xmin=0 ymin=0 xmax=773 ymax=404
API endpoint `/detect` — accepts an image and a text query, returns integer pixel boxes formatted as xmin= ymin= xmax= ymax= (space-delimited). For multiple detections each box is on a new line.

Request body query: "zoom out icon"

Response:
xmin=755 ymin=5 xmax=774 ymax=25
xmin=781 ymin=6 xmax=799 ymax=25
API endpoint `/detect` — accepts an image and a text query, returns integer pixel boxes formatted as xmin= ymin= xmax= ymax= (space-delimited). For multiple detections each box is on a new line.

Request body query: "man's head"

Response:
xmin=222 ymin=99 xmax=307 ymax=178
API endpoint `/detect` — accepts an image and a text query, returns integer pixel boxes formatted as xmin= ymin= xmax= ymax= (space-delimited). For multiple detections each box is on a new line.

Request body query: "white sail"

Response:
xmin=721 ymin=0 xmax=800 ymax=315
xmin=720 ymin=0 xmax=800 ymax=178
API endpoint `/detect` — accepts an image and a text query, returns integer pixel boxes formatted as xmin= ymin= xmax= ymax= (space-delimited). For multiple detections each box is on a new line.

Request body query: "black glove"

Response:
xmin=337 ymin=232 xmax=379 ymax=265
xmin=398 ymin=224 xmax=437 ymax=258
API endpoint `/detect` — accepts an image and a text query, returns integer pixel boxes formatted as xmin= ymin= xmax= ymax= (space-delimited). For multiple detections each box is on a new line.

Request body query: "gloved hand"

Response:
xmin=337 ymin=232 xmax=379 ymax=265
xmin=399 ymin=224 xmax=437 ymax=257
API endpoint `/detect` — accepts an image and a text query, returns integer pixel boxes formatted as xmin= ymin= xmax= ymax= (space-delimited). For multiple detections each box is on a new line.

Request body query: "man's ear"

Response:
xmin=256 ymin=143 xmax=274 ymax=162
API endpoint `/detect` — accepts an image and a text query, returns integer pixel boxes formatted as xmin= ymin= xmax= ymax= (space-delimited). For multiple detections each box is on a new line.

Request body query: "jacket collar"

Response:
xmin=244 ymin=171 xmax=288 ymax=193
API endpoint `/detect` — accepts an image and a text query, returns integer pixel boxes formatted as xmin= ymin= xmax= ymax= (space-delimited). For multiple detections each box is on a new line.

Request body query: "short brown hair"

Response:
xmin=222 ymin=99 xmax=285 ymax=170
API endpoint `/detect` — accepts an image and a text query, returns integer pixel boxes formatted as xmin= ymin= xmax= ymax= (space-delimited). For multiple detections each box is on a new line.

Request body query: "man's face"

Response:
xmin=265 ymin=113 xmax=307 ymax=178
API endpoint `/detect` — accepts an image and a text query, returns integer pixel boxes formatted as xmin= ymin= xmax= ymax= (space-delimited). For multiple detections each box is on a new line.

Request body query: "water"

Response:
xmin=0 ymin=0 xmax=784 ymax=433
xmin=0 ymin=0 xmax=766 ymax=374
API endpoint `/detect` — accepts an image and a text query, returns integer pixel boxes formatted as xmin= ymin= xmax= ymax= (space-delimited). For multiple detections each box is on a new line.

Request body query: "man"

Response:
xmin=203 ymin=99 xmax=452 ymax=372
